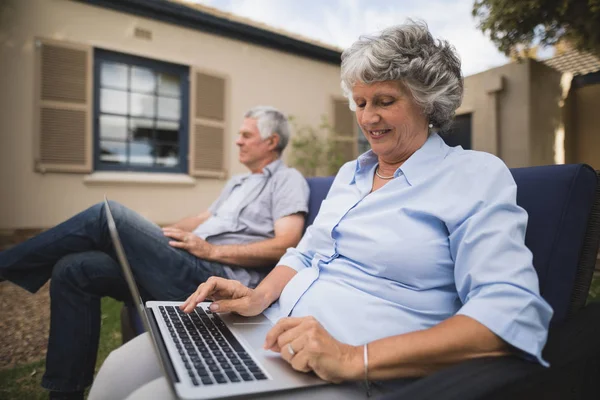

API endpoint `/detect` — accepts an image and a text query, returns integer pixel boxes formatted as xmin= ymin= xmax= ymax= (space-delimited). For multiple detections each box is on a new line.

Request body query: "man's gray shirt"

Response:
xmin=192 ymin=159 xmax=310 ymax=287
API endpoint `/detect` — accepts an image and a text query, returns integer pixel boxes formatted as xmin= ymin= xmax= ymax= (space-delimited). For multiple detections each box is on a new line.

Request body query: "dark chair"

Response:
xmin=123 ymin=164 xmax=600 ymax=399
xmin=384 ymin=163 xmax=600 ymax=399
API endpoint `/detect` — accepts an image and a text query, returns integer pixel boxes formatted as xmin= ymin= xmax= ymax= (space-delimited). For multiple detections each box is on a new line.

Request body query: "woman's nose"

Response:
xmin=360 ymin=105 xmax=381 ymax=125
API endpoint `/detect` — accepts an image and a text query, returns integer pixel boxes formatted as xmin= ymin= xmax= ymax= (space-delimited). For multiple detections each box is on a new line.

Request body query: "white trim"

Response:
xmin=83 ymin=172 xmax=196 ymax=186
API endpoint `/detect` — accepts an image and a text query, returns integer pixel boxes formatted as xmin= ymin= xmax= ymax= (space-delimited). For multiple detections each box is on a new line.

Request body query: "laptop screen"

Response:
xmin=103 ymin=197 xmax=177 ymax=396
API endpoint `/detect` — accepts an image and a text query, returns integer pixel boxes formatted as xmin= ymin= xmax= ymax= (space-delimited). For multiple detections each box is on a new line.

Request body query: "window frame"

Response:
xmin=93 ymin=49 xmax=190 ymax=173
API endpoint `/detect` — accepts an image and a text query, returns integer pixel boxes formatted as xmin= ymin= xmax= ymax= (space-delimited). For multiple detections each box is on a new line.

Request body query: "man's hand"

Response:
xmin=180 ymin=276 xmax=270 ymax=316
xmin=162 ymin=227 xmax=214 ymax=259
xmin=263 ymin=316 xmax=362 ymax=383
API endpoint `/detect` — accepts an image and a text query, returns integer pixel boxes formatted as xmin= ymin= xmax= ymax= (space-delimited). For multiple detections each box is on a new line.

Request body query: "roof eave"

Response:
xmin=75 ymin=0 xmax=342 ymax=65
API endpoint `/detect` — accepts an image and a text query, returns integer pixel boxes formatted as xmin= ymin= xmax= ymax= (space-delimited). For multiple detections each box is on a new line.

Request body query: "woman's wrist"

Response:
xmin=253 ymin=286 xmax=278 ymax=310
xmin=344 ymin=344 xmax=366 ymax=381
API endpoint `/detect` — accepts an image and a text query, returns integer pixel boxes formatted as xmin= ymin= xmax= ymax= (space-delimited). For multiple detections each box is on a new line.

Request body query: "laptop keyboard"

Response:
xmin=160 ymin=305 xmax=268 ymax=386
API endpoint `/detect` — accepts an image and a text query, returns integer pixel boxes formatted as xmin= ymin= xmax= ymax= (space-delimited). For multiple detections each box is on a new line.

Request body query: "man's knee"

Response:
xmin=51 ymin=251 xmax=116 ymax=286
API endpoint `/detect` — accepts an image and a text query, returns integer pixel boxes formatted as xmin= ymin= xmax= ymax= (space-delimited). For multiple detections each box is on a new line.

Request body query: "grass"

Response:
xmin=588 ymin=274 xmax=600 ymax=303
xmin=0 ymin=297 xmax=123 ymax=399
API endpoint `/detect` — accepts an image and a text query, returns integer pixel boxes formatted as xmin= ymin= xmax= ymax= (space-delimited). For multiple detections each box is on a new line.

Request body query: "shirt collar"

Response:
xmin=235 ymin=158 xmax=284 ymax=183
xmin=351 ymin=133 xmax=450 ymax=186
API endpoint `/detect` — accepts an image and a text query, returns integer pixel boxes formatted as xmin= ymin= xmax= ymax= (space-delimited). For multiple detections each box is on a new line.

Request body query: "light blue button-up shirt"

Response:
xmin=263 ymin=133 xmax=553 ymax=365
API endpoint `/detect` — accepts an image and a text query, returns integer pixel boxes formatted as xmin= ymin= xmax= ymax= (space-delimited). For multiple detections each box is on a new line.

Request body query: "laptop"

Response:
xmin=103 ymin=197 xmax=327 ymax=399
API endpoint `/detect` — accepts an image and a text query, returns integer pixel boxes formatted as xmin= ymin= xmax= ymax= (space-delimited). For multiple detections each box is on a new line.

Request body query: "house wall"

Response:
xmin=528 ymin=61 xmax=563 ymax=166
xmin=0 ymin=0 xmax=343 ymax=229
xmin=459 ymin=59 xmax=560 ymax=168
xmin=459 ymin=61 xmax=532 ymax=167
xmin=571 ymin=83 xmax=600 ymax=169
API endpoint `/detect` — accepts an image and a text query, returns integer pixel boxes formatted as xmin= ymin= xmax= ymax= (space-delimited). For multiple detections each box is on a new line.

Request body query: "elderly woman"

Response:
xmin=90 ymin=21 xmax=552 ymax=399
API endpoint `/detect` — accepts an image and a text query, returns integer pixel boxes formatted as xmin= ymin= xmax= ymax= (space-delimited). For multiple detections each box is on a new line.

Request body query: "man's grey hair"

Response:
xmin=340 ymin=20 xmax=463 ymax=132
xmin=244 ymin=106 xmax=290 ymax=153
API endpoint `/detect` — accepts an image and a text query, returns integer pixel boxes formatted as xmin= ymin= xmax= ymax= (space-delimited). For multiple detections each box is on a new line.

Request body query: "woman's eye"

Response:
xmin=381 ymin=100 xmax=394 ymax=106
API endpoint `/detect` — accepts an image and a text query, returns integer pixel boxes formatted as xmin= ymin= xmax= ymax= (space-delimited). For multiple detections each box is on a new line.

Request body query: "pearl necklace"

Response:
xmin=375 ymin=166 xmax=395 ymax=180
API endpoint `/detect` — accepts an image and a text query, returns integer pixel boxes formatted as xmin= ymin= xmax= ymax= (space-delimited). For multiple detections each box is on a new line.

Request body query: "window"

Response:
xmin=442 ymin=113 xmax=472 ymax=150
xmin=94 ymin=50 xmax=189 ymax=172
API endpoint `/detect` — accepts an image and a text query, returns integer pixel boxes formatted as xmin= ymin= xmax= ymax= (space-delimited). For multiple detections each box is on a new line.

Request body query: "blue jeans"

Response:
xmin=0 ymin=201 xmax=228 ymax=392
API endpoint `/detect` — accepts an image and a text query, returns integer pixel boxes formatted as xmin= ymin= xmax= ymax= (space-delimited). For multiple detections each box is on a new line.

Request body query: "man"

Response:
xmin=0 ymin=106 xmax=310 ymax=400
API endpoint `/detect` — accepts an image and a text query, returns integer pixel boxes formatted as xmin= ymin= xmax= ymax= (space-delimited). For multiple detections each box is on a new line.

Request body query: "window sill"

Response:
xmin=83 ymin=172 xmax=197 ymax=186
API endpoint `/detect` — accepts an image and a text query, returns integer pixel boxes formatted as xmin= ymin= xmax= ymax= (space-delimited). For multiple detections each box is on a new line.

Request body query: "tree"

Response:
xmin=472 ymin=0 xmax=600 ymax=56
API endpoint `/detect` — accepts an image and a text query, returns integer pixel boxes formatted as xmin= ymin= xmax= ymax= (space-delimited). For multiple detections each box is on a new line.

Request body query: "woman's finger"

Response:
xmin=289 ymin=341 xmax=312 ymax=373
xmin=263 ymin=317 xmax=304 ymax=350
xmin=279 ymin=333 xmax=308 ymax=363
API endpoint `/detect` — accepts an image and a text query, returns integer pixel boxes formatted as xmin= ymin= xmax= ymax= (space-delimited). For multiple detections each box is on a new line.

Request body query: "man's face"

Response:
xmin=235 ymin=118 xmax=275 ymax=170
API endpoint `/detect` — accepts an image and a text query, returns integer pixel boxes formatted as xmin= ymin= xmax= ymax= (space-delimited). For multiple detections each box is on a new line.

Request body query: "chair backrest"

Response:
xmin=511 ymin=164 xmax=599 ymax=324
xmin=305 ymin=176 xmax=335 ymax=229
xmin=305 ymin=164 xmax=600 ymax=324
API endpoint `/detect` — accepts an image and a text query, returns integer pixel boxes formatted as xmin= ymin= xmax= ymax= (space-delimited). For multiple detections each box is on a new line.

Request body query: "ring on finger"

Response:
xmin=287 ymin=343 xmax=295 ymax=357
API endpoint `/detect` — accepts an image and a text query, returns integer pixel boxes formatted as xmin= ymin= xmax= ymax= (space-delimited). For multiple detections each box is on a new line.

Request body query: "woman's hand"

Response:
xmin=180 ymin=276 xmax=270 ymax=316
xmin=263 ymin=316 xmax=362 ymax=383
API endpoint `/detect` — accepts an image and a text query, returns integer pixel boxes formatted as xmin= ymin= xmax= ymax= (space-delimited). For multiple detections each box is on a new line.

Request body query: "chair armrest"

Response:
xmin=381 ymin=302 xmax=600 ymax=400
xmin=380 ymin=356 xmax=541 ymax=400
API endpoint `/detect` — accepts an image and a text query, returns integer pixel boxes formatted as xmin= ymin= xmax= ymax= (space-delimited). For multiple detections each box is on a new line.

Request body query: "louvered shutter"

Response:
xmin=34 ymin=38 xmax=92 ymax=173
xmin=332 ymin=98 xmax=357 ymax=162
xmin=188 ymin=69 xmax=228 ymax=178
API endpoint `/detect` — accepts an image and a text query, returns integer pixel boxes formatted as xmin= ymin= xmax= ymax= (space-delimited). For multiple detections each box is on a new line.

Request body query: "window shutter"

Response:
xmin=331 ymin=98 xmax=357 ymax=162
xmin=34 ymin=38 xmax=92 ymax=173
xmin=188 ymin=69 xmax=228 ymax=178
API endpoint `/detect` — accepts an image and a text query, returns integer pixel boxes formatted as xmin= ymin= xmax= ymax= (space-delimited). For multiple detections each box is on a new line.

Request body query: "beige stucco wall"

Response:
xmin=460 ymin=59 xmax=560 ymax=168
xmin=528 ymin=61 xmax=562 ymax=166
xmin=571 ymin=83 xmax=600 ymax=169
xmin=0 ymin=0 xmax=343 ymax=229
xmin=460 ymin=61 xmax=531 ymax=167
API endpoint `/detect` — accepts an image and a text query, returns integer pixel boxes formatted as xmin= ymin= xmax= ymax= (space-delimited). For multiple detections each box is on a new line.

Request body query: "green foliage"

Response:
xmin=588 ymin=275 xmax=600 ymax=303
xmin=473 ymin=0 xmax=600 ymax=56
xmin=289 ymin=115 xmax=348 ymax=177
xmin=0 ymin=297 xmax=122 ymax=399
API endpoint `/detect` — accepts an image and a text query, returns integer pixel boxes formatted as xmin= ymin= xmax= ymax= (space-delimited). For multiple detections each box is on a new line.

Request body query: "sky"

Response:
xmin=185 ymin=0 xmax=554 ymax=76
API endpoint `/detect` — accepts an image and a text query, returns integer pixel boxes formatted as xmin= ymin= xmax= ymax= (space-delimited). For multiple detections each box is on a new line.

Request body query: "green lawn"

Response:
xmin=0 ymin=297 xmax=123 ymax=400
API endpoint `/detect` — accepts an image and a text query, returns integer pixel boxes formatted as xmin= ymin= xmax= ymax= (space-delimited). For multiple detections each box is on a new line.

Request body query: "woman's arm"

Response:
xmin=359 ymin=315 xmax=510 ymax=379
xmin=264 ymin=314 xmax=510 ymax=383
xmin=180 ymin=265 xmax=297 ymax=315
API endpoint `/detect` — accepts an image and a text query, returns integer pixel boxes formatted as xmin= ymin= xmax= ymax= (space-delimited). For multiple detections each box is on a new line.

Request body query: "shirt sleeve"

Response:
xmin=270 ymin=169 xmax=310 ymax=222
xmin=448 ymin=155 xmax=554 ymax=366
xmin=277 ymin=225 xmax=317 ymax=272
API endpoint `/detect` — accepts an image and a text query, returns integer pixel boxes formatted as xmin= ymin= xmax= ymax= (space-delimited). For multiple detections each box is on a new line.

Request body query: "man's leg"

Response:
xmin=43 ymin=251 xmax=131 ymax=395
xmin=0 ymin=201 xmax=226 ymax=298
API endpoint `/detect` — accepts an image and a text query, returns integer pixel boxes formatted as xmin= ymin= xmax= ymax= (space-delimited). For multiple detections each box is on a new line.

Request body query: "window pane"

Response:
xmin=99 ymin=115 xmax=127 ymax=140
xmin=157 ymin=97 xmax=180 ymax=120
xmin=158 ymin=73 xmax=180 ymax=97
xmin=156 ymin=120 xmax=179 ymax=143
xmin=130 ymin=118 xmax=154 ymax=141
xmin=100 ymin=89 xmax=127 ymax=115
xmin=130 ymin=93 xmax=155 ymax=118
xmin=131 ymin=66 xmax=156 ymax=94
xmin=155 ymin=144 xmax=179 ymax=167
xmin=100 ymin=140 xmax=127 ymax=165
xmin=100 ymin=62 xmax=128 ymax=89
xmin=129 ymin=139 xmax=154 ymax=166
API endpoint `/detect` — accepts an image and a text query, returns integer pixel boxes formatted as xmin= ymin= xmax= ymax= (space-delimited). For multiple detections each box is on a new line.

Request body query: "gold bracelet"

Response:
xmin=364 ymin=343 xmax=371 ymax=397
